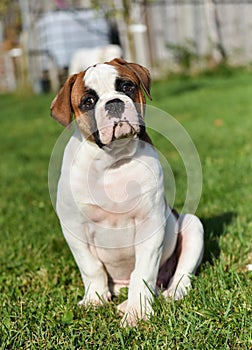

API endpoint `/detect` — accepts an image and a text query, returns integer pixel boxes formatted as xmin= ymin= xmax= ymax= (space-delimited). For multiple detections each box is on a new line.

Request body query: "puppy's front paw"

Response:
xmin=78 ymin=290 xmax=111 ymax=307
xmin=117 ymin=300 xmax=128 ymax=316
xmin=163 ymin=274 xmax=191 ymax=300
xmin=119 ymin=300 xmax=153 ymax=327
xmin=120 ymin=306 xmax=144 ymax=327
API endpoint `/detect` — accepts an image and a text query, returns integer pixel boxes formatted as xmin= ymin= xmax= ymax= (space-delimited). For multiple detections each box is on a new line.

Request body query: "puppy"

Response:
xmin=50 ymin=58 xmax=204 ymax=326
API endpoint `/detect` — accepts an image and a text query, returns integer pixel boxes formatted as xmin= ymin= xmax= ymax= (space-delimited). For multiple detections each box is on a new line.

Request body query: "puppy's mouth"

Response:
xmin=93 ymin=121 xmax=145 ymax=148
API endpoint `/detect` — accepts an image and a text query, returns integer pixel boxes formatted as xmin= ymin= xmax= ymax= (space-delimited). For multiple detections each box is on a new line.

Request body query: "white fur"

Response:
xmin=84 ymin=64 xmax=118 ymax=96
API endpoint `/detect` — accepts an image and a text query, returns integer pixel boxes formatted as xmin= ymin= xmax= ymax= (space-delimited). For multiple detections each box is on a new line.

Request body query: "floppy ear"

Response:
xmin=108 ymin=58 xmax=152 ymax=100
xmin=50 ymin=74 xmax=78 ymax=126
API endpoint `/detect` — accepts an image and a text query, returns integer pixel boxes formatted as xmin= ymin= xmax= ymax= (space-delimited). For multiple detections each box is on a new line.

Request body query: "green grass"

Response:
xmin=1 ymin=69 xmax=252 ymax=349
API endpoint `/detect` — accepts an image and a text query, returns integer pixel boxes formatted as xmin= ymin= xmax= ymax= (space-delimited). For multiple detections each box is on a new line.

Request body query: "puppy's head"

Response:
xmin=50 ymin=58 xmax=152 ymax=148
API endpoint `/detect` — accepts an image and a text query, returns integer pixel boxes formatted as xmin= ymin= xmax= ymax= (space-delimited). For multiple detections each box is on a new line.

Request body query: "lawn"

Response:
xmin=0 ymin=69 xmax=251 ymax=349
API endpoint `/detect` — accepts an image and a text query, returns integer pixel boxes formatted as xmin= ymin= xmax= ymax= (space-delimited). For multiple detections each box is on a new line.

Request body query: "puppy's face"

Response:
xmin=51 ymin=58 xmax=152 ymax=148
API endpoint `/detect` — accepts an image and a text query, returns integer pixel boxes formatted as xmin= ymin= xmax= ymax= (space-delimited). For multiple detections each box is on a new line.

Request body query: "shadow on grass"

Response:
xmin=201 ymin=212 xmax=236 ymax=265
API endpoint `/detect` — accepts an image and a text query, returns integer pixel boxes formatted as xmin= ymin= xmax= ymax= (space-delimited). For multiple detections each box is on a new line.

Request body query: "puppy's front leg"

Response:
xmin=120 ymin=218 xmax=165 ymax=326
xmin=61 ymin=225 xmax=111 ymax=305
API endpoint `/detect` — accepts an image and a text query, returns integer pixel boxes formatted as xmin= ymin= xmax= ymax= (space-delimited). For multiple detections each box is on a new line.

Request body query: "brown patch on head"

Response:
xmin=106 ymin=58 xmax=152 ymax=144
xmin=106 ymin=58 xmax=152 ymax=104
xmin=70 ymin=72 xmax=98 ymax=141
xmin=50 ymin=71 xmax=97 ymax=142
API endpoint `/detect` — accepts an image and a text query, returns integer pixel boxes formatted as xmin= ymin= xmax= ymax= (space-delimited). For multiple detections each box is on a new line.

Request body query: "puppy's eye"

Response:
xmin=121 ymin=81 xmax=136 ymax=95
xmin=79 ymin=95 xmax=97 ymax=111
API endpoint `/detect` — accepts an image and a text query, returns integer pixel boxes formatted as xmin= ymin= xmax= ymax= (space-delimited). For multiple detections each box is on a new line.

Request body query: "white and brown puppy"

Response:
xmin=51 ymin=58 xmax=204 ymax=326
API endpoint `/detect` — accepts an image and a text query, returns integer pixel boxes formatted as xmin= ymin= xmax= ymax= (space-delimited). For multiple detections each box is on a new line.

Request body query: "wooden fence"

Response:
xmin=115 ymin=0 xmax=252 ymax=71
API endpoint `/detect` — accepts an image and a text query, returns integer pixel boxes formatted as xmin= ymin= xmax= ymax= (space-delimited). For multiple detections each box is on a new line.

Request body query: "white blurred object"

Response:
xmin=69 ymin=44 xmax=122 ymax=75
xmin=246 ymin=264 xmax=252 ymax=271
xmin=8 ymin=48 xmax=23 ymax=58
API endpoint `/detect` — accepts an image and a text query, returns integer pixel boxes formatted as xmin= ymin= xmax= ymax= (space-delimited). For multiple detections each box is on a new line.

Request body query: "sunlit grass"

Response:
xmin=0 ymin=69 xmax=251 ymax=348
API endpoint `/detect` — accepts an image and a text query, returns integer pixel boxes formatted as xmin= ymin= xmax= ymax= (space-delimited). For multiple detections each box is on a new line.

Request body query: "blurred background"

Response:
xmin=1 ymin=0 xmax=252 ymax=94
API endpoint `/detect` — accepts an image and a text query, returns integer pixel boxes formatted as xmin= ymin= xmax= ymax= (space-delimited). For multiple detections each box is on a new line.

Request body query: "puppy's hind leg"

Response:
xmin=163 ymin=214 xmax=204 ymax=300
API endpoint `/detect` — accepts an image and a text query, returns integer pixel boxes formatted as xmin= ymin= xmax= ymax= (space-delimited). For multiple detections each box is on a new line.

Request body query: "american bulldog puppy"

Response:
xmin=50 ymin=58 xmax=204 ymax=326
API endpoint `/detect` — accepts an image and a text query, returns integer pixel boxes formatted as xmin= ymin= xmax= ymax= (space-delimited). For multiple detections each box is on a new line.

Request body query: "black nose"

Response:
xmin=105 ymin=98 xmax=125 ymax=118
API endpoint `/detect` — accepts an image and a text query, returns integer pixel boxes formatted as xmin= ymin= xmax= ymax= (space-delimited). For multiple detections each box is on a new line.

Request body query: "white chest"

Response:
xmin=70 ymin=145 xmax=163 ymax=223
xmin=58 ymin=137 xmax=165 ymax=248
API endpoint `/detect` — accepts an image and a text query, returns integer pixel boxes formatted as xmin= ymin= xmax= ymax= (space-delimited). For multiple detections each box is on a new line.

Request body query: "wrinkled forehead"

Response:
xmin=84 ymin=64 xmax=118 ymax=96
